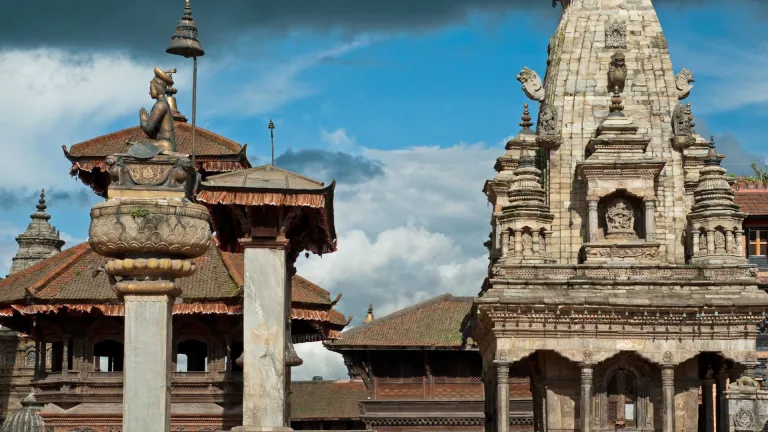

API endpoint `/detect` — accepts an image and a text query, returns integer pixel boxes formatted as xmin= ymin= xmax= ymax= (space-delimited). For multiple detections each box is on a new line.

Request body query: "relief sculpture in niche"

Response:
xmin=605 ymin=198 xmax=636 ymax=240
xmin=605 ymin=19 xmax=627 ymax=49
xmin=714 ymin=230 xmax=726 ymax=253
xmin=672 ymin=103 xmax=693 ymax=137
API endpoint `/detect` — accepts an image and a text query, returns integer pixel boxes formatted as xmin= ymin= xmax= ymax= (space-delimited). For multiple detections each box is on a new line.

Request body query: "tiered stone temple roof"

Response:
xmin=0 ymin=242 xmax=346 ymax=342
xmin=8 ymin=191 xmax=65 ymax=277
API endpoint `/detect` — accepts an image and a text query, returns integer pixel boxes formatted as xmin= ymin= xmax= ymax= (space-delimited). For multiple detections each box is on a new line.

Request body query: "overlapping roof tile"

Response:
xmin=290 ymin=380 xmax=367 ymax=420
xmin=326 ymin=294 xmax=472 ymax=349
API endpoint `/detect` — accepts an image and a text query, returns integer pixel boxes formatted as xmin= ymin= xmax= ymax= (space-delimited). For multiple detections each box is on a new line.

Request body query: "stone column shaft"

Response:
xmin=715 ymin=369 xmax=728 ymax=432
xmin=123 ymin=293 xmax=174 ymax=432
xmin=497 ymin=363 xmax=509 ymax=432
xmin=543 ymin=231 xmax=552 ymax=255
xmin=501 ymin=229 xmax=510 ymax=258
xmin=692 ymin=231 xmax=700 ymax=257
xmin=514 ymin=231 xmax=523 ymax=256
xmin=644 ymin=200 xmax=656 ymax=242
xmin=725 ymin=230 xmax=733 ymax=255
xmin=736 ymin=230 xmax=744 ymax=257
xmin=662 ymin=366 xmax=675 ymax=432
xmin=588 ymin=200 xmax=599 ymax=243
xmin=580 ymin=364 xmax=593 ymax=432
xmin=702 ymin=377 xmax=715 ymax=432
xmin=62 ymin=336 xmax=69 ymax=375
xmin=707 ymin=229 xmax=715 ymax=255
xmin=532 ymin=232 xmax=540 ymax=254
xmin=240 ymin=239 xmax=292 ymax=432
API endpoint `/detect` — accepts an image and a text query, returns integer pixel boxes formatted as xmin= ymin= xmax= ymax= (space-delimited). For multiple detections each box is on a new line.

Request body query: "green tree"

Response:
xmin=751 ymin=163 xmax=768 ymax=183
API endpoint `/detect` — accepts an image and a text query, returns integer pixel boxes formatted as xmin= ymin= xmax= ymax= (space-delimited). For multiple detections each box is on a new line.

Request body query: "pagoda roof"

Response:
xmin=62 ymin=121 xmax=251 ymax=196
xmin=734 ymin=186 xmax=768 ymax=217
xmin=0 ymin=243 xmax=347 ymax=339
xmin=326 ymin=294 xmax=473 ymax=350
xmin=199 ymin=165 xmax=337 ymax=256
xmin=290 ymin=380 xmax=367 ymax=421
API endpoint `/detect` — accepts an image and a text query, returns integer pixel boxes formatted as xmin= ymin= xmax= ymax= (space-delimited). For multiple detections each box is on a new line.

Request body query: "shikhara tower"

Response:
xmin=474 ymin=2 xmax=768 ymax=432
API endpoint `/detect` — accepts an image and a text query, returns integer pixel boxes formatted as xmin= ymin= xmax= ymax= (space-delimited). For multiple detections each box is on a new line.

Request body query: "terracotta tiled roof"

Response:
xmin=290 ymin=380 xmax=366 ymax=420
xmin=66 ymin=122 xmax=244 ymax=158
xmin=735 ymin=188 xmax=768 ymax=216
xmin=0 ymin=243 xmax=344 ymax=318
xmin=326 ymin=294 xmax=473 ymax=349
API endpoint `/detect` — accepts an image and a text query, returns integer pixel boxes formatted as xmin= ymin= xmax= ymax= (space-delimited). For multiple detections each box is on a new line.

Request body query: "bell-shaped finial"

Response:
xmin=37 ymin=189 xmax=47 ymax=212
xmin=704 ymin=137 xmax=720 ymax=166
xmin=364 ymin=304 xmax=375 ymax=324
xmin=166 ymin=0 xmax=205 ymax=58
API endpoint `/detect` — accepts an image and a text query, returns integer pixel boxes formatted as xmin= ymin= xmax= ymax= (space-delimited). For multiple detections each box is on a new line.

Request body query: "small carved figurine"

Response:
xmin=672 ymin=102 xmax=693 ymax=136
xmin=139 ymin=67 xmax=178 ymax=153
xmin=606 ymin=198 xmax=636 ymax=239
xmin=675 ymin=68 xmax=695 ymax=100
xmin=608 ymin=52 xmax=627 ymax=91
xmin=537 ymin=104 xmax=558 ymax=136
xmin=516 ymin=67 xmax=546 ymax=102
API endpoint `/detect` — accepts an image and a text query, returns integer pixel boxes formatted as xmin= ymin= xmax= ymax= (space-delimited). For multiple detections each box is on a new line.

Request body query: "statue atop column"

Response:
xmin=138 ymin=67 xmax=178 ymax=153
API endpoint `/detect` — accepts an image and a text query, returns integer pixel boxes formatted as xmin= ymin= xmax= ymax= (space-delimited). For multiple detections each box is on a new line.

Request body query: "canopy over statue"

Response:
xmin=136 ymin=67 xmax=178 ymax=154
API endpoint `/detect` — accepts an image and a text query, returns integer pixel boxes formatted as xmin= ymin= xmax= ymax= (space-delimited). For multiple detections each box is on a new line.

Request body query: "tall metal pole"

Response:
xmin=192 ymin=56 xmax=197 ymax=165
xmin=269 ymin=119 xmax=275 ymax=166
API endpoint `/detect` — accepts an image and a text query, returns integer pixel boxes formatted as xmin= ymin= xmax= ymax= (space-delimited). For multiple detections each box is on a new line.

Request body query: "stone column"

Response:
xmin=706 ymin=229 xmax=715 ymax=255
xmin=543 ymin=231 xmax=552 ymax=255
xmin=122 ymin=288 xmax=174 ymax=431
xmin=715 ymin=366 xmax=728 ymax=432
xmin=662 ymin=366 xmax=675 ymax=432
xmin=62 ymin=336 xmax=69 ymax=376
xmin=496 ymin=363 xmax=509 ymax=432
xmin=702 ymin=372 xmax=715 ymax=432
xmin=238 ymin=237 xmax=292 ymax=432
xmin=501 ymin=229 xmax=510 ymax=258
xmin=532 ymin=231 xmax=540 ymax=255
xmin=644 ymin=200 xmax=656 ymax=242
xmin=725 ymin=230 xmax=733 ymax=255
xmin=692 ymin=231 xmax=700 ymax=257
xmin=588 ymin=200 xmax=599 ymax=243
xmin=514 ymin=231 xmax=523 ymax=257
xmin=736 ymin=230 xmax=745 ymax=257
xmin=580 ymin=364 xmax=593 ymax=432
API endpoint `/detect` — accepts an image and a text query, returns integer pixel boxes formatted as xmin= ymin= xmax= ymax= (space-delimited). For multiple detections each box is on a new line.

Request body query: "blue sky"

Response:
xmin=0 ymin=1 xmax=766 ymax=379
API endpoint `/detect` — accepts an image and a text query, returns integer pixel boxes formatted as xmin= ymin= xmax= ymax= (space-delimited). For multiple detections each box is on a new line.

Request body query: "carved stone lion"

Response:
xmin=732 ymin=376 xmax=759 ymax=388
xmin=516 ymin=67 xmax=546 ymax=101
xmin=608 ymin=52 xmax=627 ymax=90
xmin=675 ymin=68 xmax=695 ymax=100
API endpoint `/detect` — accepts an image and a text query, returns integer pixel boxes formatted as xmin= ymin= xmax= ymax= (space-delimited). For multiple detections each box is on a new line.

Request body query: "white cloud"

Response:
xmin=218 ymin=36 xmax=374 ymax=118
xmin=293 ymin=141 xmax=499 ymax=379
xmin=0 ymin=49 xmax=156 ymax=190
xmin=60 ymin=231 xmax=87 ymax=249
xmin=321 ymin=128 xmax=356 ymax=151
xmin=293 ymin=342 xmax=348 ymax=381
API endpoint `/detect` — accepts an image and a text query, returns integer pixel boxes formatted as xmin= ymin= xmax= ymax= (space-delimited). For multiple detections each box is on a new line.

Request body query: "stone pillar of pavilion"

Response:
xmin=88 ymin=67 xmax=211 ymax=431
xmin=197 ymin=164 xmax=337 ymax=432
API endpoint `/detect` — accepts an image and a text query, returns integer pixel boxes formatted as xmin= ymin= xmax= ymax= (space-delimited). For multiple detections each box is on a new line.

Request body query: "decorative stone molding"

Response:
xmin=583 ymin=243 xmax=661 ymax=262
xmin=489 ymin=264 xmax=757 ymax=282
xmin=516 ymin=67 xmax=546 ymax=101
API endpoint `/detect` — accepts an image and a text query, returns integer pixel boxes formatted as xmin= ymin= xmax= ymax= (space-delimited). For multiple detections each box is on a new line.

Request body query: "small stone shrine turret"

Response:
xmin=0 ymin=393 xmax=45 ymax=432
xmin=497 ymin=145 xmax=555 ymax=265
xmin=8 ymin=190 xmax=65 ymax=276
xmin=687 ymin=140 xmax=747 ymax=264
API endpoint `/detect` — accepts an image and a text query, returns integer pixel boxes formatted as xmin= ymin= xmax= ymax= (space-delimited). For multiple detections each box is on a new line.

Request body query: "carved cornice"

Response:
xmin=489 ymin=263 xmax=757 ymax=283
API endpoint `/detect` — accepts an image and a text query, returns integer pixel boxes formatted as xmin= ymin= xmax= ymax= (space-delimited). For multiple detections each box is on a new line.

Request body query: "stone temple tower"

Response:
xmin=8 ymin=190 xmax=65 ymax=276
xmin=474 ymin=2 xmax=768 ymax=432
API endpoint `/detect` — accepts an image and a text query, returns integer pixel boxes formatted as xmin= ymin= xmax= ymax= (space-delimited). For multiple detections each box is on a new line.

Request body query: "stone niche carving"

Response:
xmin=536 ymin=104 xmax=561 ymax=149
xmin=605 ymin=198 xmax=637 ymax=240
xmin=516 ymin=67 xmax=546 ymax=102
xmin=675 ymin=68 xmax=695 ymax=100
xmin=605 ymin=19 xmax=627 ymax=49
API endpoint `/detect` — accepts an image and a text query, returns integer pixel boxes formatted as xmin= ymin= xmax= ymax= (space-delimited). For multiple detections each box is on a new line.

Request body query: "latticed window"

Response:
xmin=749 ymin=230 xmax=768 ymax=256
xmin=606 ymin=369 xmax=637 ymax=427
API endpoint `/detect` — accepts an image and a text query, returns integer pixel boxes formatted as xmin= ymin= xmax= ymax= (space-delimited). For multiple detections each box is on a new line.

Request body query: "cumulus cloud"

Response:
xmin=293 ymin=342 xmax=348 ymax=381
xmin=291 ymin=140 xmax=499 ymax=378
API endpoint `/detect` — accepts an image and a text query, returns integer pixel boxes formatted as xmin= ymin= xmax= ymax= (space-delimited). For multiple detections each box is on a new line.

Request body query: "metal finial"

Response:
xmin=166 ymin=0 xmax=204 ymax=58
xmin=704 ymin=136 xmax=720 ymax=166
xmin=364 ymin=304 xmax=375 ymax=324
xmin=519 ymin=104 xmax=534 ymax=133
xmin=269 ymin=119 xmax=275 ymax=166
xmin=37 ymin=189 xmax=46 ymax=212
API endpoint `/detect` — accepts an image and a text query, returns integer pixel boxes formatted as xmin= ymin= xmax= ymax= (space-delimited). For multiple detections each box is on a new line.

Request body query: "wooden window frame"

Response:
xmin=606 ymin=369 xmax=637 ymax=428
xmin=748 ymin=229 xmax=768 ymax=257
